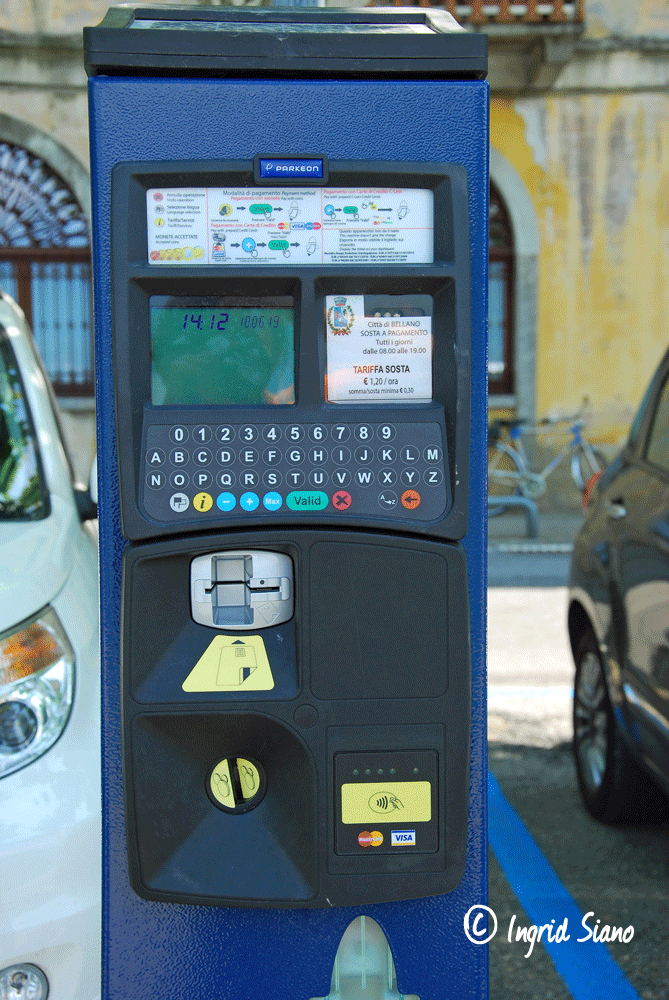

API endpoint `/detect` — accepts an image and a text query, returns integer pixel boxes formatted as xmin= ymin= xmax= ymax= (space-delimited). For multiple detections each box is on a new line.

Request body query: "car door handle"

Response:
xmin=604 ymin=498 xmax=627 ymax=519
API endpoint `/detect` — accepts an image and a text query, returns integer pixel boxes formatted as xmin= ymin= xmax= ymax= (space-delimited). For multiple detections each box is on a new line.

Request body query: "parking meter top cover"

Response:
xmin=84 ymin=7 xmax=487 ymax=79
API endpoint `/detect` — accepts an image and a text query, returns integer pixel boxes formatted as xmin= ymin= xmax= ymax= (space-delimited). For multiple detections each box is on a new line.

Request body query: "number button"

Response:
xmin=286 ymin=425 xmax=304 ymax=443
xmin=378 ymin=424 xmax=396 ymax=441
xmin=170 ymin=426 xmax=189 ymax=444
xmin=355 ymin=424 xmax=372 ymax=441
xmin=309 ymin=425 xmax=328 ymax=442
xmin=193 ymin=425 xmax=212 ymax=444
xmin=240 ymin=425 xmax=258 ymax=443
xmin=262 ymin=425 xmax=282 ymax=442
xmin=332 ymin=425 xmax=351 ymax=442
xmin=216 ymin=425 xmax=235 ymax=443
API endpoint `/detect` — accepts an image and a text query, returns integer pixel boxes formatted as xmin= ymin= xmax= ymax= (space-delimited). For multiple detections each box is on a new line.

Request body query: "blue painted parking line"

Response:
xmin=488 ymin=771 xmax=642 ymax=1000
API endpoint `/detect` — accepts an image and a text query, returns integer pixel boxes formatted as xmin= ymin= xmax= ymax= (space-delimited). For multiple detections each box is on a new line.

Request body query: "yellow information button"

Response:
xmin=193 ymin=492 xmax=214 ymax=512
xmin=341 ymin=781 xmax=432 ymax=825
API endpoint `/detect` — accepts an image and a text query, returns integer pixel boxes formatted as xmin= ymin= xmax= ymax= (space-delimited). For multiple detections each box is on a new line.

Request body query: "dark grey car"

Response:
xmin=568 ymin=349 xmax=669 ymax=823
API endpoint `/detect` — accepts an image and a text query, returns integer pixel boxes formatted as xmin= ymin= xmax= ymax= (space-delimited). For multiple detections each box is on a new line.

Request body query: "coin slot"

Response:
xmin=208 ymin=756 xmax=266 ymax=812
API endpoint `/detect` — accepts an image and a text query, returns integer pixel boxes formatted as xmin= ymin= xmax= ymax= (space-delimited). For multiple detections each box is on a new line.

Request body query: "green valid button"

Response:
xmin=343 ymin=206 xmax=358 ymax=214
xmin=250 ymin=203 xmax=272 ymax=215
xmin=269 ymin=240 xmax=289 ymax=251
xmin=286 ymin=491 xmax=329 ymax=511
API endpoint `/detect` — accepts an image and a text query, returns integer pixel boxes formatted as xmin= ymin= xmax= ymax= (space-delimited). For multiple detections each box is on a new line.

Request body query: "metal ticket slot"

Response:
xmin=85 ymin=7 xmax=488 ymax=1000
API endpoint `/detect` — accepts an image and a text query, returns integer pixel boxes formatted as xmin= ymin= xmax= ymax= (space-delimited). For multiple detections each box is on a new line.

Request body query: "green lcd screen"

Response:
xmin=150 ymin=296 xmax=295 ymax=406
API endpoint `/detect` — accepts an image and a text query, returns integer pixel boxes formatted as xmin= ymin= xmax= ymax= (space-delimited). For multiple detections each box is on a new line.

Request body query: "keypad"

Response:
xmin=143 ymin=421 xmax=448 ymax=523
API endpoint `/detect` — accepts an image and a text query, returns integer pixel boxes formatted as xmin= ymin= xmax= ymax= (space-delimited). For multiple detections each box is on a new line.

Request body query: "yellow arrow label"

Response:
xmin=182 ymin=634 xmax=275 ymax=692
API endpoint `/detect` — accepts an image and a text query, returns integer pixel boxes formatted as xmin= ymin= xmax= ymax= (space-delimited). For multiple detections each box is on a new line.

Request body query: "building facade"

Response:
xmin=1 ymin=0 xmax=667 ymax=494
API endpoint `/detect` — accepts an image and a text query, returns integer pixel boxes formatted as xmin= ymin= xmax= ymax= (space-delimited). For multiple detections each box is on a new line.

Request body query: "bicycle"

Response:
xmin=487 ymin=413 xmax=606 ymax=517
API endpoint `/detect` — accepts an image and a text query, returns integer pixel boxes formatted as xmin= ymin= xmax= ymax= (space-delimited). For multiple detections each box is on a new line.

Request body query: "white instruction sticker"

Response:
xmin=325 ymin=295 xmax=432 ymax=403
xmin=146 ymin=187 xmax=433 ymax=265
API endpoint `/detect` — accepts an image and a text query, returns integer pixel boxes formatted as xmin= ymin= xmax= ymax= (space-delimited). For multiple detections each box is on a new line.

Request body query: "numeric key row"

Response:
xmin=166 ymin=422 xmax=398 ymax=445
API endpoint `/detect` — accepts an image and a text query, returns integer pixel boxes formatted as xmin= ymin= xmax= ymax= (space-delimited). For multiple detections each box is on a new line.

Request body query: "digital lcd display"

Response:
xmin=150 ymin=296 xmax=295 ymax=406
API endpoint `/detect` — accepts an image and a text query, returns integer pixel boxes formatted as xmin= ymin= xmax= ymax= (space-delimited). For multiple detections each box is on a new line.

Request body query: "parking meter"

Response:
xmin=85 ymin=7 xmax=488 ymax=999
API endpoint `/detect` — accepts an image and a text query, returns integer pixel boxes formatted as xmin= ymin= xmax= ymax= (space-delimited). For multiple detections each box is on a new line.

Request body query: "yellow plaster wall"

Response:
xmin=491 ymin=95 xmax=669 ymax=446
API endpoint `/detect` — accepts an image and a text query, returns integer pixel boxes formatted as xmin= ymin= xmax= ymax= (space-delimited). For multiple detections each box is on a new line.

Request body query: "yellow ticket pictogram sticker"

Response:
xmin=182 ymin=634 xmax=275 ymax=692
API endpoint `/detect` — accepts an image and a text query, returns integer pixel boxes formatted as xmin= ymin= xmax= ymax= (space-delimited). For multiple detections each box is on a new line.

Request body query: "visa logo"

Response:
xmin=391 ymin=830 xmax=416 ymax=846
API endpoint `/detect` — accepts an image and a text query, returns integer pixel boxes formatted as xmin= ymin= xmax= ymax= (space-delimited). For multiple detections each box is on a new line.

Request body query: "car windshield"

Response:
xmin=0 ymin=324 xmax=48 ymax=520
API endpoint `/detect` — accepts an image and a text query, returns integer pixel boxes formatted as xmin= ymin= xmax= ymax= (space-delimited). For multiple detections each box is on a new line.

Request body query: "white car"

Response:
xmin=0 ymin=288 xmax=100 ymax=1000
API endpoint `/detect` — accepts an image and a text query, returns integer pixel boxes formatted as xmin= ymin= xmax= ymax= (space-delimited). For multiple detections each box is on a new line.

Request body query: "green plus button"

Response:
xmin=286 ymin=491 xmax=329 ymax=511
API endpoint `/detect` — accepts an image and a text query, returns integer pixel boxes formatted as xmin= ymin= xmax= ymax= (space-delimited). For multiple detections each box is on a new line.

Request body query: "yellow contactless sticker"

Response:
xmin=182 ymin=635 xmax=275 ymax=692
xmin=341 ymin=781 xmax=432 ymax=824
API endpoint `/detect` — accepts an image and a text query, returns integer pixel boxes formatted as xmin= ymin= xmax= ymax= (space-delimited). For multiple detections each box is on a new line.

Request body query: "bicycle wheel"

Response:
xmin=487 ymin=442 xmax=523 ymax=516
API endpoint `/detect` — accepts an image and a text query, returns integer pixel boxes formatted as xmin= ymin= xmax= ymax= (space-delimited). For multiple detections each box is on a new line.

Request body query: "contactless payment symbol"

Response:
xmin=332 ymin=490 xmax=352 ymax=511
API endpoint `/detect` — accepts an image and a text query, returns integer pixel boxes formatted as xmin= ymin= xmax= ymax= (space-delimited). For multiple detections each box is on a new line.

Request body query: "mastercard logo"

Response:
xmin=358 ymin=830 xmax=384 ymax=848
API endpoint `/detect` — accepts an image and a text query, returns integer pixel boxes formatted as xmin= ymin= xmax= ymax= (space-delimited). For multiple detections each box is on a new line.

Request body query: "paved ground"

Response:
xmin=486 ymin=520 xmax=669 ymax=1000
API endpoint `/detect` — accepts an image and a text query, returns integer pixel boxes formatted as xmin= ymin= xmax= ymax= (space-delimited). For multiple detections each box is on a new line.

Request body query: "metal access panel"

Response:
xmin=86 ymin=5 xmax=488 ymax=1000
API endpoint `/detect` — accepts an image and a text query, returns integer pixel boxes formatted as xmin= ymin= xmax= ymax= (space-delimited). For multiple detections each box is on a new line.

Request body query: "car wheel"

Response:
xmin=573 ymin=631 xmax=666 ymax=823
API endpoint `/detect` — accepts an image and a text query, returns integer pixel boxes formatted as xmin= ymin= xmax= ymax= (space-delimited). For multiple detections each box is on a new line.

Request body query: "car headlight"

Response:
xmin=0 ymin=607 xmax=74 ymax=778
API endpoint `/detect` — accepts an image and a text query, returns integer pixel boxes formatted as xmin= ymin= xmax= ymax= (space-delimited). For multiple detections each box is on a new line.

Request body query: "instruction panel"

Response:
xmin=146 ymin=187 xmax=433 ymax=265
xmin=325 ymin=295 xmax=433 ymax=402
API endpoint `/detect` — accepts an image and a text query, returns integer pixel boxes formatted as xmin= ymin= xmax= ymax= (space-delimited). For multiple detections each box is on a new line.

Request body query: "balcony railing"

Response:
xmin=386 ymin=0 xmax=584 ymax=25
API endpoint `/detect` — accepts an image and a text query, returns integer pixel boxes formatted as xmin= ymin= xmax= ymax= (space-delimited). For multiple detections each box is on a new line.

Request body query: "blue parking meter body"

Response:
xmin=85 ymin=8 xmax=489 ymax=1000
